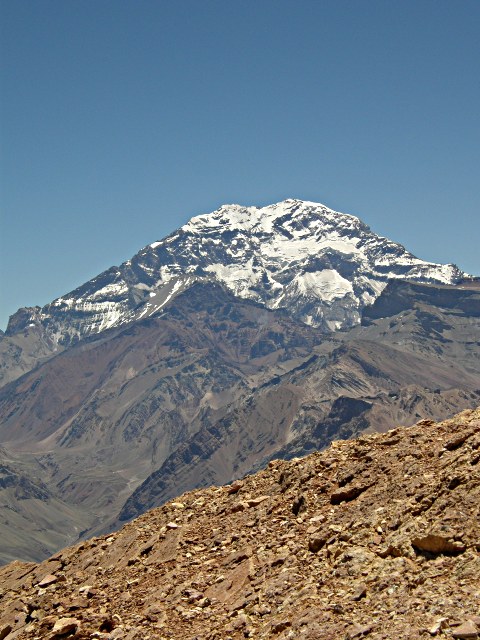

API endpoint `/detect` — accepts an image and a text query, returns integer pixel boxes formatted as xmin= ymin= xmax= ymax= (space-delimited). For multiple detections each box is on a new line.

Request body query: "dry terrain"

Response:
xmin=1 ymin=407 xmax=479 ymax=639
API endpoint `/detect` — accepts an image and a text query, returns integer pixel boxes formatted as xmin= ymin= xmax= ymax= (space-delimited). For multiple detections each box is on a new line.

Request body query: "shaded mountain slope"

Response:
xmin=0 ymin=449 xmax=86 ymax=564
xmin=110 ymin=280 xmax=480 ymax=525
xmin=1 ymin=407 xmax=479 ymax=640
xmin=0 ymin=322 xmax=62 ymax=389
xmin=116 ymin=338 xmax=480 ymax=526
xmin=0 ymin=282 xmax=320 ymax=564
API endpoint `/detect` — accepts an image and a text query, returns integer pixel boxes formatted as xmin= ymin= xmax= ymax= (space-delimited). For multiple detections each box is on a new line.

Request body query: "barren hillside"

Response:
xmin=1 ymin=407 xmax=479 ymax=639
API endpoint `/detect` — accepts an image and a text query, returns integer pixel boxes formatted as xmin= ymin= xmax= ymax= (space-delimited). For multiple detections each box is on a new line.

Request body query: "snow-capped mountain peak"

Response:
xmin=6 ymin=199 xmax=467 ymax=344
xmin=181 ymin=199 xmax=367 ymax=238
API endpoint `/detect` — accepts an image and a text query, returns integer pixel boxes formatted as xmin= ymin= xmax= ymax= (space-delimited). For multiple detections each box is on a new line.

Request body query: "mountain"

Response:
xmin=1 ymin=407 xmax=479 ymax=640
xmin=1 ymin=199 xmax=467 ymax=387
xmin=113 ymin=279 xmax=480 ymax=526
xmin=0 ymin=282 xmax=321 ymax=564
xmin=1 ymin=279 xmax=479 ymax=563
xmin=0 ymin=198 xmax=478 ymax=565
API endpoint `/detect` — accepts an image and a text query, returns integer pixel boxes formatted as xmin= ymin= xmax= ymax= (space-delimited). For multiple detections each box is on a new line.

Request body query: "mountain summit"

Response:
xmin=6 ymin=199 xmax=466 ymax=346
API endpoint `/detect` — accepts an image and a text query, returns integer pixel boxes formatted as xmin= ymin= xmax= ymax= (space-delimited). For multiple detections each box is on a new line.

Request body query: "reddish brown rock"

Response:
xmin=49 ymin=617 xmax=80 ymax=637
xmin=0 ymin=624 xmax=12 ymax=640
xmin=247 ymin=495 xmax=269 ymax=507
xmin=227 ymin=480 xmax=244 ymax=495
xmin=36 ymin=574 xmax=58 ymax=588
xmin=308 ymin=530 xmax=329 ymax=552
xmin=452 ymin=620 xmax=480 ymax=639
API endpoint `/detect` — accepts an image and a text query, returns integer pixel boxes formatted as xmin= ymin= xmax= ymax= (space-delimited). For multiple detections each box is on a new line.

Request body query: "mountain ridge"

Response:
xmin=1 ymin=279 xmax=479 ymax=563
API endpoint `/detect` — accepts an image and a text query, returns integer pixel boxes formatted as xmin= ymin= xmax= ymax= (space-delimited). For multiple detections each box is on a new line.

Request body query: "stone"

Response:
xmin=230 ymin=501 xmax=248 ymax=513
xmin=348 ymin=623 xmax=373 ymax=638
xmin=67 ymin=596 xmax=89 ymax=609
xmin=330 ymin=484 xmax=370 ymax=505
xmin=308 ymin=532 xmax=328 ymax=553
xmin=50 ymin=617 xmax=80 ymax=637
xmin=452 ymin=621 xmax=480 ymax=639
xmin=247 ymin=496 xmax=268 ymax=507
xmin=0 ymin=624 xmax=12 ymax=640
xmin=37 ymin=574 xmax=58 ymax=588
xmin=224 ymin=548 xmax=252 ymax=565
xmin=411 ymin=534 xmax=466 ymax=555
xmin=227 ymin=481 xmax=244 ymax=495
xmin=39 ymin=615 xmax=57 ymax=629
xmin=428 ymin=618 xmax=448 ymax=635
xmin=351 ymin=583 xmax=367 ymax=601
xmin=271 ymin=620 xmax=291 ymax=633
xmin=184 ymin=589 xmax=203 ymax=603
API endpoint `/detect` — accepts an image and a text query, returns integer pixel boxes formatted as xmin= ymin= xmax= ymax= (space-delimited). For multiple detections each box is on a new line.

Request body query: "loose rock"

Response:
xmin=1 ymin=408 xmax=480 ymax=640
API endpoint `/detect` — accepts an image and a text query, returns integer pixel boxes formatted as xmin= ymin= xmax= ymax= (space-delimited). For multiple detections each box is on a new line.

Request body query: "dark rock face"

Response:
xmin=0 ymin=465 xmax=49 ymax=500
xmin=0 ymin=407 xmax=479 ymax=640
xmin=362 ymin=280 xmax=480 ymax=322
xmin=4 ymin=307 xmax=42 ymax=335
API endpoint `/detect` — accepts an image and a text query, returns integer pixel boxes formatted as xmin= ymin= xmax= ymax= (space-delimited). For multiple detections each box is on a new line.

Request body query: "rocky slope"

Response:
xmin=0 ymin=450 xmax=86 ymax=563
xmin=1 ymin=199 xmax=467 ymax=387
xmin=0 ymin=407 xmax=479 ymax=640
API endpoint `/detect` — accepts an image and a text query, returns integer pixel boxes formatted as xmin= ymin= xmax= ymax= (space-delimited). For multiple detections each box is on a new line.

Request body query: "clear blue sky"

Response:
xmin=1 ymin=0 xmax=479 ymax=330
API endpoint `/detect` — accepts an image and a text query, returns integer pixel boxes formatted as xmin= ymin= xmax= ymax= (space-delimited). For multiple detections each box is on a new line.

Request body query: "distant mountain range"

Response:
xmin=0 ymin=199 xmax=479 ymax=564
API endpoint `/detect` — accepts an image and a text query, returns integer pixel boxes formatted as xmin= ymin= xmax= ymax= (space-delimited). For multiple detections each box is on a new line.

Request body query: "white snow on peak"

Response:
xmin=291 ymin=269 xmax=354 ymax=302
xmin=24 ymin=198 xmax=467 ymax=343
xmin=143 ymin=198 xmax=464 ymax=329
xmin=180 ymin=200 xmax=366 ymax=255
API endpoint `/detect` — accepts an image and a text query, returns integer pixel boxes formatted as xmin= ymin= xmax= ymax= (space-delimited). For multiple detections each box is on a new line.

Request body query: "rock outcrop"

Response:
xmin=1 ymin=407 xmax=479 ymax=639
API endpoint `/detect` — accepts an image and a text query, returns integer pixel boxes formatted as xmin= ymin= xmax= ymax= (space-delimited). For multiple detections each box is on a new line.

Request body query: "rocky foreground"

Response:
xmin=1 ymin=408 xmax=479 ymax=640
